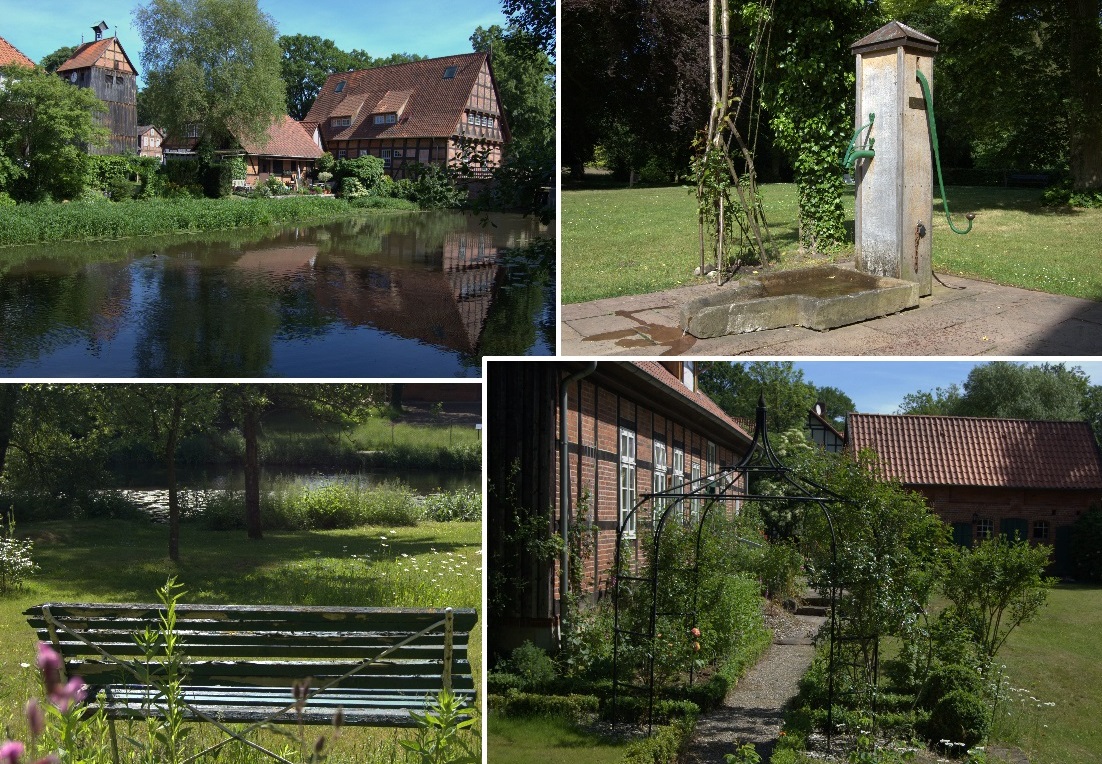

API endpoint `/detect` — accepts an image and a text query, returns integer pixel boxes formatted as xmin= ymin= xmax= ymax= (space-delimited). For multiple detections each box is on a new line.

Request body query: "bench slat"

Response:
xmin=25 ymin=603 xmax=477 ymax=730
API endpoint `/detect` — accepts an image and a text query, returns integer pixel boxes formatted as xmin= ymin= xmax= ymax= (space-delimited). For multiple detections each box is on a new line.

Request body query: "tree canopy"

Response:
xmin=698 ymin=361 xmax=854 ymax=434
xmin=134 ymin=0 xmax=287 ymax=152
xmin=38 ymin=46 xmax=77 ymax=75
xmin=0 ymin=65 xmax=106 ymax=202
xmin=898 ymin=362 xmax=1093 ymax=422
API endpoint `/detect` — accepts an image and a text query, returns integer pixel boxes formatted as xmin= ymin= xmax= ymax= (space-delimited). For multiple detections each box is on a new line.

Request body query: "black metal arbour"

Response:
xmin=611 ymin=396 xmax=846 ymax=748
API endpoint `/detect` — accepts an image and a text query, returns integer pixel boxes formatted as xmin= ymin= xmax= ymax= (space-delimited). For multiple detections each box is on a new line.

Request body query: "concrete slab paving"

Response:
xmin=561 ymin=272 xmax=1102 ymax=357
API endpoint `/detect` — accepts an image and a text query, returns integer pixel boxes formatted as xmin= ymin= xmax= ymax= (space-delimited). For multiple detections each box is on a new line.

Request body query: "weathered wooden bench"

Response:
xmin=25 ymin=603 xmax=477 ymax=762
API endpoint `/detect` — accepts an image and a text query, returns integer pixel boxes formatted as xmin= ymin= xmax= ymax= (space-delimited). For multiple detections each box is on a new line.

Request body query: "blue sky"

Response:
xmin=4 ymin=0 xmax=506 ymax=71
xmin=792 ymin=360 xmax=1102 ymax=415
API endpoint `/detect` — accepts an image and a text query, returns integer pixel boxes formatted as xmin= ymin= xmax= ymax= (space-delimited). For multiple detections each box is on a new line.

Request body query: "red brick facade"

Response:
xmin=488 ymin=361 xmax=752 ymax=654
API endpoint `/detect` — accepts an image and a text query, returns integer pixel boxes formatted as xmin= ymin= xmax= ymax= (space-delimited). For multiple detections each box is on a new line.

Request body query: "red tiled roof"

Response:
xmin=633 ymin=362 xmax=752 ymax=442
xmin=0 ymin=34 xmax=34 ymax=68
xmin=304 ymin=52 xmax=504 ymax=143
xmin=847 ymin=413 xmax=1102 ymax=489
xmin=56 ymin=37 xmax=137 ymax=75
xmin=238 ymin=115 xmax=323 ymax=159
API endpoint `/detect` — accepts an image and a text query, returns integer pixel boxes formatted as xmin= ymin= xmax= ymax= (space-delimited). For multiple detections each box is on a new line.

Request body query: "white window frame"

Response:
xmin=682 ymin=361 xmax=696 ymax=391
xmin=393 ymin=149 xmax=403 ymax=158
xmin=385 ymin=113 xmax=397 ymax=124
xmin=976 ymin=517 xmax=994 ymax=541
xmin=690 ymin=462 xmax=702 ymax=522
xmin=332 ymin=116 xmax=351 ymax=128
xmin=381 ymin=148 xmax=392 ymax=167
xmin=619 ymin=427 xmax=637 ymax=538
xmin=707 ymin=441 xmax=716 ymax=479
xmin=374 ymin=115 xmax=385 ymax=125
xmin=337 ymin=149 xmax=346 ymax=159
xmin=652 ymin=440 xmax=668 ymax=523
xmin=671 ymin=447 xmax=685 ymax=521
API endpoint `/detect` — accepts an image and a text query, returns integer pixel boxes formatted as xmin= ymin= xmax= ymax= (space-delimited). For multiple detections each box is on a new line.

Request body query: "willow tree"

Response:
xmin=690 ymin=0 xmax=774 ymax=277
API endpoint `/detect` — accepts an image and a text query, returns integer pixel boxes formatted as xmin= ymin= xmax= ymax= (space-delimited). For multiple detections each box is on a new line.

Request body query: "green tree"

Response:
xmin=940 ymin=533 xmax=1055 ymax=660
xmin=38 ymin=46 xmax=77 ymax=74
xmin=0 ymin=65 xmax=106 ymax=202
xmin=898 ymin=363 xmax=1094 ymax=422
xmin=471 ymin=23 xmax=555 ymax=212
xmin=764 ymin=0 xmax=882 ymax=254
xmin=897 ymin=384 xmax=963 ymax=415
xmin=220 ymin=384 xmax=379 ymax=540
xmin=134 ymin=0 xmax=286 ymax=155
xmin=503 ymin=0 xmax=556 ymax=56
xmin=885 ymin=0 xmax=1102 ymax=191
xmin=698 ymin=361 xmax=819 ymax=433
xmin=280 ymin=34 xmax=349 ymax=120
xmin=814 ymin=386 xmax=856 ymax=429
xmin=102 ymin=385 xmax=220 ymax=562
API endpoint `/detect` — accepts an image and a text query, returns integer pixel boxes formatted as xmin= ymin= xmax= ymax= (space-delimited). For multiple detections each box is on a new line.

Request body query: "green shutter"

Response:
xmin=952 ymin=522 xmax=973 ymax=548
xmin=999 ymin=517 xmax=1029 ymax=542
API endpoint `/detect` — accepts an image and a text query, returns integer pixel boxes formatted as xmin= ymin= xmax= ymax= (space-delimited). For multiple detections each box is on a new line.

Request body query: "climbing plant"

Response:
xmin=690 ymin=0 xmax=775 ymax=276
xmin=762 ymin=1 xmax=882 ymax=255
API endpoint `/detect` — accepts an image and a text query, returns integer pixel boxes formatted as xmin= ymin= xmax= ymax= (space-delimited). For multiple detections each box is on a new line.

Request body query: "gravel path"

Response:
xmin=683 ymin=612 xmax=825 ymax=763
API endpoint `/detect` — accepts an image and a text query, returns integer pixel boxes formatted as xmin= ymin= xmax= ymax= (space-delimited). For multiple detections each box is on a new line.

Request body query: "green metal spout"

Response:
xmin=843 ymin=113 xmax=876 ymax=170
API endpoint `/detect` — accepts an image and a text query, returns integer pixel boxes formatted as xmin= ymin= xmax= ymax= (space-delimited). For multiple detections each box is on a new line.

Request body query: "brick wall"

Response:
xmin=555 ymin=375 xmax=748 ymax=600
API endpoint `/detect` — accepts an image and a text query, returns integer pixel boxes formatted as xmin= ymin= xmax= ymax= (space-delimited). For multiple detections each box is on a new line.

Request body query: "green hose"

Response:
xmin=916 ymin=69 xmax=974 ymax=235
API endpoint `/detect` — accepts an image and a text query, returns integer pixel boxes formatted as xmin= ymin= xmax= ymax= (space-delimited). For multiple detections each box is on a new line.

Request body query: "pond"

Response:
xmin=0 ymin=211 xmax=553 ymax=377
xmin=103 ymin=465 xmax=480 ymax=523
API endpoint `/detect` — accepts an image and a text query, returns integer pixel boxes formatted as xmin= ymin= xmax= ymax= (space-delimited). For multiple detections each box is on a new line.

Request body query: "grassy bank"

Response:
xmin=562 ymin=182 xmax=1102 ymax=303
xmin=0 ymin=518 xmax=480 ymax=763
xmin=0 ymin=195 xmax=418 ymax=248
xmin=489 ymin=715 xmax=630 ymax=764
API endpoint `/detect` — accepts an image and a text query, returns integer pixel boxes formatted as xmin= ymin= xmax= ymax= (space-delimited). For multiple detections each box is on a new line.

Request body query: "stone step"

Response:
xmin=795 ymin=604 xmax=830 ymax=618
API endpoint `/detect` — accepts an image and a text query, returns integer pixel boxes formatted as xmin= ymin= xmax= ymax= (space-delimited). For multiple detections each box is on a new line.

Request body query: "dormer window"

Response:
xmin=443 ymin=66 xmax=457 ymax=80
xmin=331 ymin=116 xmax=351 ymax=128
xmin=335 ymin=80 xmax=346 ymax=93
xmin=373 ymin=113 xmax=398 ymax=125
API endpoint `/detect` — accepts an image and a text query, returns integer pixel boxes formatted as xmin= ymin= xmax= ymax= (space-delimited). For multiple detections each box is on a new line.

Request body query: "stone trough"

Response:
xmin=680 ymin=265 xmax=919 ymax=338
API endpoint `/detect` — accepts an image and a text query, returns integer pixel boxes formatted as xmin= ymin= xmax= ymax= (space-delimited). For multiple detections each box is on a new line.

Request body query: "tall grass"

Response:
xmin=0 ymin=196 xmax=416 ymax=247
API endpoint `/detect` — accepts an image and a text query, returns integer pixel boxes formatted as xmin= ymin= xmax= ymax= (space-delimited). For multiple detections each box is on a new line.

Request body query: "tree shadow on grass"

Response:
xmin=26 ymin=519 xmax=477 ymax=608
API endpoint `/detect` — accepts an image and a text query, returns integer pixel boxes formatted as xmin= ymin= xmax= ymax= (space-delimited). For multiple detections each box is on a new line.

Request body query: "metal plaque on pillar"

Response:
xmin=851 ymin=22 xmax=939 ymax=298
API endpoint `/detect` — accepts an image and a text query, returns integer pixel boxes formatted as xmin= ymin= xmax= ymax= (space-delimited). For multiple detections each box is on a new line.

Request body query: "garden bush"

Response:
xmin=622 ymin=717 xmax=695 ymax=764
xmin=916 ymin=662 xmax=984 ymax=711
xmin=755 ymin=540 xmax=804 ymax=602
xmin=488 ymin=691 xmax=599 ymax=721
xmin=496 ymin=641 xmax=557 ymax=691
xmin=923 ymin=689 xmax=990 ymax=747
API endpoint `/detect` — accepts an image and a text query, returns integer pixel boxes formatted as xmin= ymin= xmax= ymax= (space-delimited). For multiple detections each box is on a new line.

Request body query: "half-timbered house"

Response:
xmin=487 ymin=361 xmax=754 ymax=655
xmin=137 ymin=125 xmax=164 ymax=160
xmin=303 ymin=52 xmax=510 ymax=179
xmin=56 ymin=22 xmax=138 ymax=155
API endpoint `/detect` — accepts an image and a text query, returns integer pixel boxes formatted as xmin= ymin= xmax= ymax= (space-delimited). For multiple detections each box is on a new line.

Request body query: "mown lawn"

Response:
xmin=561 ymin=182 xmax=1102 ymax=304
xmin=0 ymin=518 xmax=481 ymax=764
xmin=990 ymin=584 xmax=1102 ymax=764
xmin=488 ymin=714 xmax=631 ymax=764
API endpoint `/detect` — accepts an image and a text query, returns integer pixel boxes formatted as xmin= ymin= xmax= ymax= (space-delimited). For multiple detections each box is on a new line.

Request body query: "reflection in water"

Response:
xmin=0 ymin=212 xmax=551 ymax=377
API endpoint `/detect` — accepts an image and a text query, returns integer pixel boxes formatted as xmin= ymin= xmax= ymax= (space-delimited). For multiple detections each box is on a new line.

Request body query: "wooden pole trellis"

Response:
xmin=695 ymin=0 xmax=776 ymax=282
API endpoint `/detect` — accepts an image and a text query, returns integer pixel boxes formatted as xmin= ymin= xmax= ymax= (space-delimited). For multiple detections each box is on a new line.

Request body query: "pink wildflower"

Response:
xmin=0 ymin=740 xmax=24 ymax=764
xmin=36 ymin=644 xmax=62 ymax=696
xmin=50 ymin=677 xmax=86 ymax=712
xmin=24 ymin=699 xmax=44 ymax=738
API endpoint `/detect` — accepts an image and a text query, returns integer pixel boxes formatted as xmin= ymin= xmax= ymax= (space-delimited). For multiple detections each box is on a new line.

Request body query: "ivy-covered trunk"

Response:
xmin=764 ymin=1 xmax=877 ymax=255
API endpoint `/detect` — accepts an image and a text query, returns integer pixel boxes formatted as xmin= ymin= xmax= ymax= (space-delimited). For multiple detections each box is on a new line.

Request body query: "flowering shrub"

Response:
xmin=0 ymin=515 xmax=37 ymax=595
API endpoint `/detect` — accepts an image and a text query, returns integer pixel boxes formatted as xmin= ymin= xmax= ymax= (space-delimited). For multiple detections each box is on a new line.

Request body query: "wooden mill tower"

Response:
xmin=57 ymin=21 xmax=139 ymax=155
